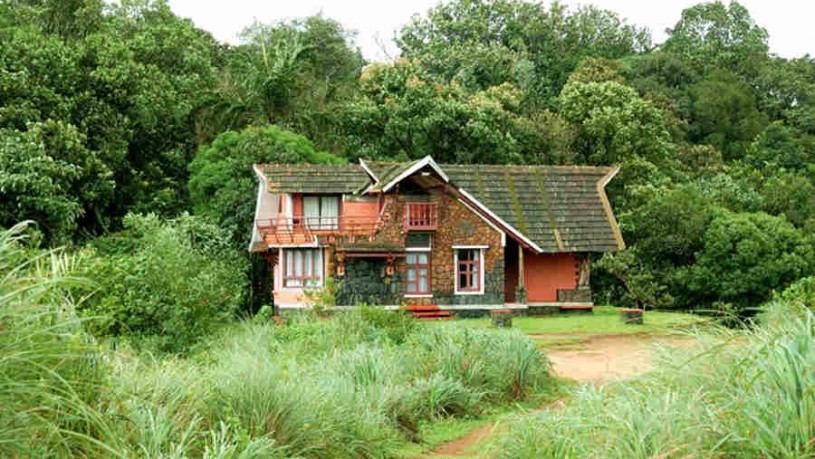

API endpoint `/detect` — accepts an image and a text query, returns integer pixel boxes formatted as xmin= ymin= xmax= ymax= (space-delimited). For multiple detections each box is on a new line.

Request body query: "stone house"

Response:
xmin=249 ymin=156 xmax=625 ymax=314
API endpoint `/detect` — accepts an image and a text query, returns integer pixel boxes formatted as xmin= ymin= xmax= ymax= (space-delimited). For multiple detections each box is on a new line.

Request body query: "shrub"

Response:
xmin=81 ymin=213 xmax=247 ymax=352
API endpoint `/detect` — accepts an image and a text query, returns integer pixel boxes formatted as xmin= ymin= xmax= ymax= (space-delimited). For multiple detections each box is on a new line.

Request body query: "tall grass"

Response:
xmin=1 ymin=225 xmax=554 ymax=459
xmin=0 ymin=223 xmax=123 ymax=458
xmin=490 ymin=300 xmax=815 ymax=459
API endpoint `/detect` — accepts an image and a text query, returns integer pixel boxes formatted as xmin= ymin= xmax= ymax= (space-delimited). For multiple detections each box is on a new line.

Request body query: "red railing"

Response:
xmin=256 ymin=215 xmax=380 ymax=245
xmin=404 ymin=202 xmax=438 ymax=231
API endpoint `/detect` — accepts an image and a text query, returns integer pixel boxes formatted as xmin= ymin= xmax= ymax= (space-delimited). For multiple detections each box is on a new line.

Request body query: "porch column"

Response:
xmin=518 ymin=245 xmax=525 ymax=288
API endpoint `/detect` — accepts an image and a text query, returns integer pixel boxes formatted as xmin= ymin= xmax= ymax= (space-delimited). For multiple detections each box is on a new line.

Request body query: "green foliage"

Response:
xmin=0 ymin=0 xmax=220 ymax=240
xmin=200 ymin=15 xmax=364 ymax=150
xmin=398 ymin=0 xmax=650 ymax=107
xmin=689 ymin=70 xmax=767 ymax=160
xmin=662 ymin=0 xmax=769 ymax=78
xmin=80 ymin=213 xmax=247 ymax=352
xmin=687 ymin=212 xmax=814 ymax=309
xmin=341 ymin=60 xmax=567 ymax=163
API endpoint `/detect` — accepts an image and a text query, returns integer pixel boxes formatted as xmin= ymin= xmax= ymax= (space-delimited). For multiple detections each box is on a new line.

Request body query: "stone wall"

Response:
xmin=334 ymin=258 xmax=403 ymax=305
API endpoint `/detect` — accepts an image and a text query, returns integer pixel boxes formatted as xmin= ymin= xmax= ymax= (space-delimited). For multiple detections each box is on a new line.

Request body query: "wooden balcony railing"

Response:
xmin=256 ymin=215 xmax=380 ymax=245
xmin=404 ymin=202 xmax=438 ymax=231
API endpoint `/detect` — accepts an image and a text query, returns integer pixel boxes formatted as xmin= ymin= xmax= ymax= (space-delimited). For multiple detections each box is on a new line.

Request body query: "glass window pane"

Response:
xmin=314 ymin=250 xmax=322 ymax=280
xmin=406 ymin=254 xmax=417 ymax=264
xmin=407 ymin=268 xmax=416 ymax=280
xmin=303 ymin=196 xmax=320 ymax=218
xmin=419 ymin=268 xmax=428 ymax=277
xmin=418 ymin=253 xmax=428 ymax=264
xmin=419 ymin=277 xmax=428 ymax=292
xmin=304 ymin=251 xmax=312 ymax=277
xmin=406 ymin=233 xmax=431 ymax=248
xmin=286 ymin=251 xmax=293 ymax=276
xmin=294 ymin=252 xmax=303 ymax=276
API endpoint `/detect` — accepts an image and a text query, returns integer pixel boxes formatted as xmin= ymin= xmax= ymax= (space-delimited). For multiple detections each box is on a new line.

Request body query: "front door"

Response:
xmin=504 ymin=240 xmax=518 ymax=302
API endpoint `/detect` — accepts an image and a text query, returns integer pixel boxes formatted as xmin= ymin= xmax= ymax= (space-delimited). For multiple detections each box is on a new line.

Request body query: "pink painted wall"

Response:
xmin=342 ymin=200 xmax=379 ymax=228
xmin=524 ymin=252 xmax=578 ymax=302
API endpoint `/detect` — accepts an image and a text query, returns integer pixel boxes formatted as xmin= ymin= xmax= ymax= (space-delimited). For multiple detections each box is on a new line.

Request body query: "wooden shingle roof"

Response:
xmin=255 ymin=159 xmax=624 ymax=253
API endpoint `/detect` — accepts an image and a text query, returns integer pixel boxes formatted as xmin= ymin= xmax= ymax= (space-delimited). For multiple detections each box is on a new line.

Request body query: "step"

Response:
xmin=411 ymin=311 xmax=452 ymax=318
xmin=405 ymin=304 xmax=441 ymax=312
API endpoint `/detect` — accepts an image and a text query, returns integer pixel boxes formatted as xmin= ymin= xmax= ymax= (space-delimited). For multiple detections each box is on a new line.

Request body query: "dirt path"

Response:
xmin=543 ymin=334 xmax=695 ymax=383
xmin=414 ymin=334 xmax=694 ymax=458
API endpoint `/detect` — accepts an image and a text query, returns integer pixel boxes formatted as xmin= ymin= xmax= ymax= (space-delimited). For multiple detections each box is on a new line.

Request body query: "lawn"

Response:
xmin=452 ymin=306 xmax=707 ymax=348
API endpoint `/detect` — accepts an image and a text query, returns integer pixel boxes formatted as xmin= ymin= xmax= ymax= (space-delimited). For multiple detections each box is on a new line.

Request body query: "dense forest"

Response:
xmin=3 ymin=0 xmax=815 ymax=334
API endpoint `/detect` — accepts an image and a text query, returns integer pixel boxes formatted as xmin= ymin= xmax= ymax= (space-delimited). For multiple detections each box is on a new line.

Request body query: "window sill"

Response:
xmin=454 ymin=290 xmax=484 ymax=296
xmin=404 ymin=294 xmax=433 ymax=298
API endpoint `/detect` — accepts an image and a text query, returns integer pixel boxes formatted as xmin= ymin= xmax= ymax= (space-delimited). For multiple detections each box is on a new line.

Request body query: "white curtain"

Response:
xmin=321 ymin=197 xmax=339 ymax=229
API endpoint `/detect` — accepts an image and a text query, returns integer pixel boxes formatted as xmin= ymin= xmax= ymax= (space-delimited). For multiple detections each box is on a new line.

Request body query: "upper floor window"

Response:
xmin=455 ymin=248 xmax=484 ymax=294
xmin=303 ymin=195 xmax=339 ymax=230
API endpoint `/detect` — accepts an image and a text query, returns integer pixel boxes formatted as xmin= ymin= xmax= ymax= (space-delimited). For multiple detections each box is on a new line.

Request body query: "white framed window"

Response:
xmin=283 ymin=248 xmax=323 ymax=288
xmin=454 ymin=247 xmax=484 ymax=295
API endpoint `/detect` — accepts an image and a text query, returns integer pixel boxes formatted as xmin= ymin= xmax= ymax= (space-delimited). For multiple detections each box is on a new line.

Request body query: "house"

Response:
xmin=249 ymin=156 xmax=624 ymax=315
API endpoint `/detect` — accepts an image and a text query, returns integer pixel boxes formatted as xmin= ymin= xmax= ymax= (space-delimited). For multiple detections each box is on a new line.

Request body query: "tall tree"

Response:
xmin=398 ymin=0 xmax=650 ymax=109
xmin=662 ymin=1 xmax=769 ymax=78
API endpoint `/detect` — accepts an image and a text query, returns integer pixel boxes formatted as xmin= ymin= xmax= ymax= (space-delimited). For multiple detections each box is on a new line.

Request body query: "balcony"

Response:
xmin=404 ymin=202 xmax=439 ymax=231
xmin=256 ymin=215 xmax=380 ymax=245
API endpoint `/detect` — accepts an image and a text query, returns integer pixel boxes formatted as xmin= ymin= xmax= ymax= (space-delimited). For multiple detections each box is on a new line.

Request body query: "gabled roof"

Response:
xmin=254 ymin=158 xmax=624 ymax=253
xmin=443 ymin=164 xmax=624 ymax=252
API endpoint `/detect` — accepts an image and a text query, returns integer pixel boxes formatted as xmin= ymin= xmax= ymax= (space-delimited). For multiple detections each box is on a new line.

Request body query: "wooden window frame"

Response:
xmin=282 ymin=248 xmax=323 ymax=289
xmin=455 ymin=247 xmax=484 ymax=295
xmin=404 ymin=251 xmax=431 ymax=297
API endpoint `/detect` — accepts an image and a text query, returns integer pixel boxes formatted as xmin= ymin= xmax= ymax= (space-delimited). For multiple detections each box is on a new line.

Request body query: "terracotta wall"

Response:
xmin=524 ymin=252 xmax=578 ymax=302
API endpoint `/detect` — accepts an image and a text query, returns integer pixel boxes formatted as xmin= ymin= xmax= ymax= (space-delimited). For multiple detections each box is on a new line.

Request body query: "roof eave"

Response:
xmin=597 ymin=165 xmax=625 ymax=251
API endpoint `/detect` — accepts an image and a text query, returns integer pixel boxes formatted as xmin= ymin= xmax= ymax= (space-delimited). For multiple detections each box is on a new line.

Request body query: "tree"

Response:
xmin=558 ymin=79 xmax=674 ymax=170
xmin=663 ymin=1 xmax=769 ymax=78
xmin=340 ymin=60 xmax=566 ymax=164
xmin=0 ymin=0 xmax=221 ymax=239
xmin=189 ymin=125 xmax=343 ymax=244
xmin=200 ymin=15 xmax=364 ymax=150
xmin=687 ymin=212 xmax=814 ymax=309
xmin=398 ymin=0 xmax=649 ymax=108
xmin=689 ymin=70 xmax=767 ymax=160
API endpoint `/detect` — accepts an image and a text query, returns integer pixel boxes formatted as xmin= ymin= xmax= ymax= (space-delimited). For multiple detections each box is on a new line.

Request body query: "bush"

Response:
xmin=687 ymin=212 xmax=814 ymax=309
xmin=81 ymin=213 xmax=247 ymax=352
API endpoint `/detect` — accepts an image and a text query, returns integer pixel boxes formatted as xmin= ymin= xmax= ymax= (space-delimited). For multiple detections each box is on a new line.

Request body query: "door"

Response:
xmin=504 ymin=240 xmax=518 ymax=302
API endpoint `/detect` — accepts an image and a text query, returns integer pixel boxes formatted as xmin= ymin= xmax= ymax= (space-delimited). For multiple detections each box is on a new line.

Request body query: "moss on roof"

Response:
xmin=442 ymin=164 xmax=620 ymax=253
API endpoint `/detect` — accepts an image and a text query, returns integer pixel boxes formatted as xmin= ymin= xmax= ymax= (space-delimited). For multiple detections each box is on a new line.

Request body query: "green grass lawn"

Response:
xmin=451 ymin=306 xmax=708 ymax=348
